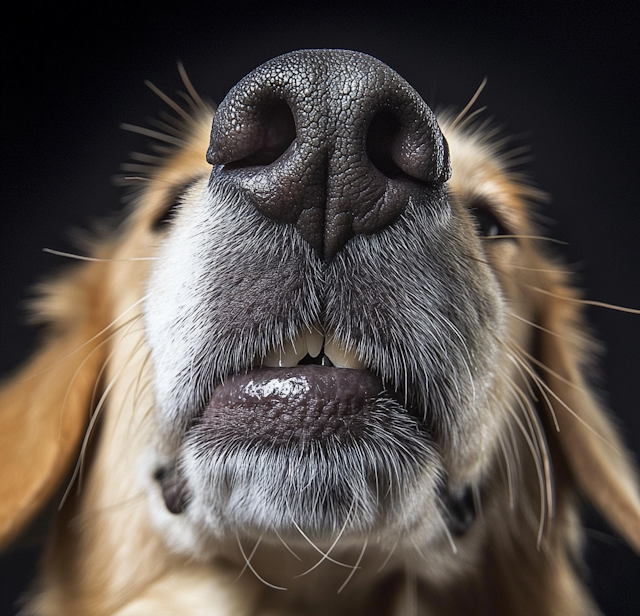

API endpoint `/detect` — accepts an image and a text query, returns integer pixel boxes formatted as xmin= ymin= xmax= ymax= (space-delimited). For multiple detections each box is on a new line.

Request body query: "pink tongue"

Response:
xmin=202 ymin=365 xmax=385 ymax=442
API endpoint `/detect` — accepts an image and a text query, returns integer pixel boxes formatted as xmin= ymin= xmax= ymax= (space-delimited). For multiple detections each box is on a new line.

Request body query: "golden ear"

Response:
xmin=536 ymin=270 xmax=640 ymax=552
xmin=0 ymin=260 xmax=109 ymax=549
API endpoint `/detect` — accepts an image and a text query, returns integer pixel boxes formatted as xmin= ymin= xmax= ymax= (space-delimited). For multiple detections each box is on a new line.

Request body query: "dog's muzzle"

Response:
xmin=146 ymin=50 xmax=498 ymax=543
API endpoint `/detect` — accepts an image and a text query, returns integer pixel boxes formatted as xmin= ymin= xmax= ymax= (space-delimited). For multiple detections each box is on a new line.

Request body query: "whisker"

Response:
xmin=145 ymin=79 xmax=193 ymax=123
xmin=294 ymin=498 xmax=356 ymax=577
xmin=60 ymin=321 xmax=146 ymax=507
xmin=59 ymin=359 xmax=125 ymax=509
xmin=442 ymin=519 xmax=458 ymax=555
xmin=449 ymin=77 xmax=487 ymax=131
xmin=147 ymin=117 xmax=189 ymax=139
xmin=132 ymin=348 xmax=154 ymax=410
xmin=503 ymin=354 xmax=556 ymax=522
xmin=177 ymin=61 xmax=208 ymax=111
xmin=493 ymin=368 xmax=551 ymax=547
xmin=129 ymin=151 xmax=164 ymax=165
xmin=337 ymin=538 xmax=368 ymax=594
xmin=507 ymin=345 xmax=561 ymax=432
xmin=450 ymin=106 xmax=487 ymax=132
xmin=273 ymin=528 xmax=302 ymax=562
xmin=120 ymin=123 xmax=185 ymax=146
xmin=522 ymin=356 xmax=622 ymax=452
xmin=526 ymin=285 xmax=640 ymax=314
xmin=509 ymin=264 xmax=572 ymax=274
xmin=18 ymin=296 xmax=148 ymax=382
xmin=376 ymin=539 xmax=399 ymax=573
xmin=235 ymin=532 xmax=286 ymax=591
xmin=113 ymin=176 xmax=152 ymax=185
xmin=53 ymin=321 xmax=137 ymax=444
xmin=508 ymin=312 xmax=574 ymax=343
xmin=485 ymin=234 xmax=568 ymax=244
xmin=497 ymin=432 xmax=516 ymax=509
xmin=514 ymin=342 xmax=588 ymax=395
xmin=285 ymin=503 xmax=354 ymax=569
xmin=233 ymin=533 xmax=264 ymax=583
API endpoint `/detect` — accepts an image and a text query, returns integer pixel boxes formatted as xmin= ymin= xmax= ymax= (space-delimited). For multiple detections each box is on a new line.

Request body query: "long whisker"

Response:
xmin=507 ymin=345 xmax=560 ymax=432
xmin=514 ymin=342 xmax=588 ymax=395
xmin=18 ymin=296 xmax=148 ymax=382
xmin=234 ymin=533 xmax=264 ymax=583
xmin=376 ymin=539 xmax=399 ymax=573
xmin=497 ymin=431 xmax=516 ymax=509
xmin=145 ymin=80 xmax=193 ymax=123
xmin=508 ymin=312 xmax=574 ymax=343
xmin=59 ymin=321 xmax=146 ymax=508
xmin=337 ymin=537 xmax=368 ymax=594
xmin=526 ymin=285 xmax=640 ymax=314
xmin=449 ymin=77 xmax=487 ymax=131
xmin=493 ymin=366 xmax=550 ymax=547
xmin=235 ymin=532 xmax=286 ymax=591
xmin=485 ymin=234 xmax=568 ymax=244
xmin=285 ymin=502 xmax=355 ymax=569
xmin=43 ymin=248 xmax=157 ymax=262
xmin=450 ymin=106 xmax=487 ymax=132
xmin=273 ymin=528 xmax=302 ymax=562
xmin=294 ymin=498 xmax=356 ymax=576
xmin=522 ymin=356 xmax=622 ymax=452
xmin=120 ymin=123 xmax=185 ymax=146
xmin=178 ymin=61 xmax=208 ymax=111
xmin=54 ymin=320 xmax=138 ymax=444
xmin=503 ymin=353 xmax=557 ymax=523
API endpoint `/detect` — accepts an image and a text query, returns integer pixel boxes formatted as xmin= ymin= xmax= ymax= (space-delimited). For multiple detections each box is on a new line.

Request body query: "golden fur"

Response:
xmin=1 ymin=62 xmax=639 ymax=615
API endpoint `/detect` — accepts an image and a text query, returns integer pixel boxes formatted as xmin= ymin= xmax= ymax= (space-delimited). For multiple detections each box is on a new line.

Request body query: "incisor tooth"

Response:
xmin=306 ymin=328 xmax=324 ymax=358
xmin=324 ymin=339 xmax=367 ymax=370
xmin=263 ymin=337 xmax=308 ymax=367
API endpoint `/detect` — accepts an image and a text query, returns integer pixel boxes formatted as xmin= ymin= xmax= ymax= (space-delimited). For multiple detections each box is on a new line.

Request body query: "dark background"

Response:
xmin=1 ymin=1 xmax=639 ymax=614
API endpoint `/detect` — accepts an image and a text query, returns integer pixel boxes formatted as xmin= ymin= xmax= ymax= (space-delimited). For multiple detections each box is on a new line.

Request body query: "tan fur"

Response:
xmin=1 ymin=85 xmax=639 ymax=616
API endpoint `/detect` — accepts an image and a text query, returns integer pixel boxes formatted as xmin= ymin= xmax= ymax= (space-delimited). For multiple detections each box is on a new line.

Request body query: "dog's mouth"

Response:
xmin=210 ymin=327 xmax=410 ymax=445
xmin=152 ymin=329 xmax=482 ymax=540
xmin=186 ymin=325 xmax=422 ymax=448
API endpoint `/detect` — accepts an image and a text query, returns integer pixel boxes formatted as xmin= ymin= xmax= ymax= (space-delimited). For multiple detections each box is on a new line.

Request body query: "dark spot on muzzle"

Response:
xmin=207 ymin=49 xmax=451 ymax=260
xmin=155 ymin=465 xmax=190 ymax=515
xmin=441 ymin=486 xmax=477 ymax=536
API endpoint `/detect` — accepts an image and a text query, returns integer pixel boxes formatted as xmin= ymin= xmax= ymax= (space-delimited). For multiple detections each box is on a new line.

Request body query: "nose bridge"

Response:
xmin=208 ymin=50 xmax=450 ymax=260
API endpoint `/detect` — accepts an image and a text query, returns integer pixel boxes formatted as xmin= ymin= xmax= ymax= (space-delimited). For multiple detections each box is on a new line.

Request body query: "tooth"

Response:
xmin=263 ymin=337 xmax=308 ymax=367
xmin=306 ymin=328 xmax=324 ymax=358
xmin=324 ymin=339 xmax=367 ymax=370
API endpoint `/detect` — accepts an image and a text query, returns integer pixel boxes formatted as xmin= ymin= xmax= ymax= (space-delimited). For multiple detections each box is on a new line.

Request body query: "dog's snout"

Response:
xmin=208 ymin=49 xmax=450 ymax=259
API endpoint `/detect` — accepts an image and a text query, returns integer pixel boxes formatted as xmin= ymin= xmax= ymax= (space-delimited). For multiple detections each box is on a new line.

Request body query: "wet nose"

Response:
xmin=207 ymin=49 xmax=450 ymax=260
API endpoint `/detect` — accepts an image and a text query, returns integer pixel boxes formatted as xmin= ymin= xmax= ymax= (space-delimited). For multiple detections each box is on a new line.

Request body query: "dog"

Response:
xmin=1 ymin=49 xmax=639 ymax=616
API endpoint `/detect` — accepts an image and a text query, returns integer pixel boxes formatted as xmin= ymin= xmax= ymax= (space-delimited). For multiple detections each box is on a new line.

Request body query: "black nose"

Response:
xmin=207 ymin=49 xmax=450 ymax=260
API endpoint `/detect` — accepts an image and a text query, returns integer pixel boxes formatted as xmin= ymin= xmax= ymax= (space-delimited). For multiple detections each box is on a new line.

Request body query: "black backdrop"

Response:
xmin=1 ymin=1 xmax=639 ymax=614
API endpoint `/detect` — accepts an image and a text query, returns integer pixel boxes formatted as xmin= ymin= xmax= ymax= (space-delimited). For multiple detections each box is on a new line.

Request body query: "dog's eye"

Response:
xmin=468 ymin=199 xmax=510 ymax=238
xmin=152 ymin=179 xmax=198 ymax=231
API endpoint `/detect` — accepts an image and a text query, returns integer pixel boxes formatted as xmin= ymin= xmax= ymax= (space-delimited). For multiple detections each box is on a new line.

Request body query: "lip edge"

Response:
xmin=204 ymin=363 xmax=418 ymax=423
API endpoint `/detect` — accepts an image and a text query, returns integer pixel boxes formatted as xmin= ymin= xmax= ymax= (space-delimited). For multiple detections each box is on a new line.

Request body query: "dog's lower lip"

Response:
xmin=202 ymin=366 xmax=386 ymax=442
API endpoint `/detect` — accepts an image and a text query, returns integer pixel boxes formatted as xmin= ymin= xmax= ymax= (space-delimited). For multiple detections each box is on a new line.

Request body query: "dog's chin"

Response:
xmin=147 ymin=364 xmax=471 ymax=554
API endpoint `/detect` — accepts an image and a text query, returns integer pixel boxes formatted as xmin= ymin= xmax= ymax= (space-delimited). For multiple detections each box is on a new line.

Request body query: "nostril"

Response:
xmin=222 ymin=101 xmax=296 ymax=170
xmin=365 ymin=111 xmax=405 ymax=180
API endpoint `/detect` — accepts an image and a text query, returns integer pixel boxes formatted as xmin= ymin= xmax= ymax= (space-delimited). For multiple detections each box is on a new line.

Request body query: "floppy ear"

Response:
xmin=0 ymin=259 xmax=110 ymax=549
xmin=536 ymin=268 xmax=640 ymax=552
